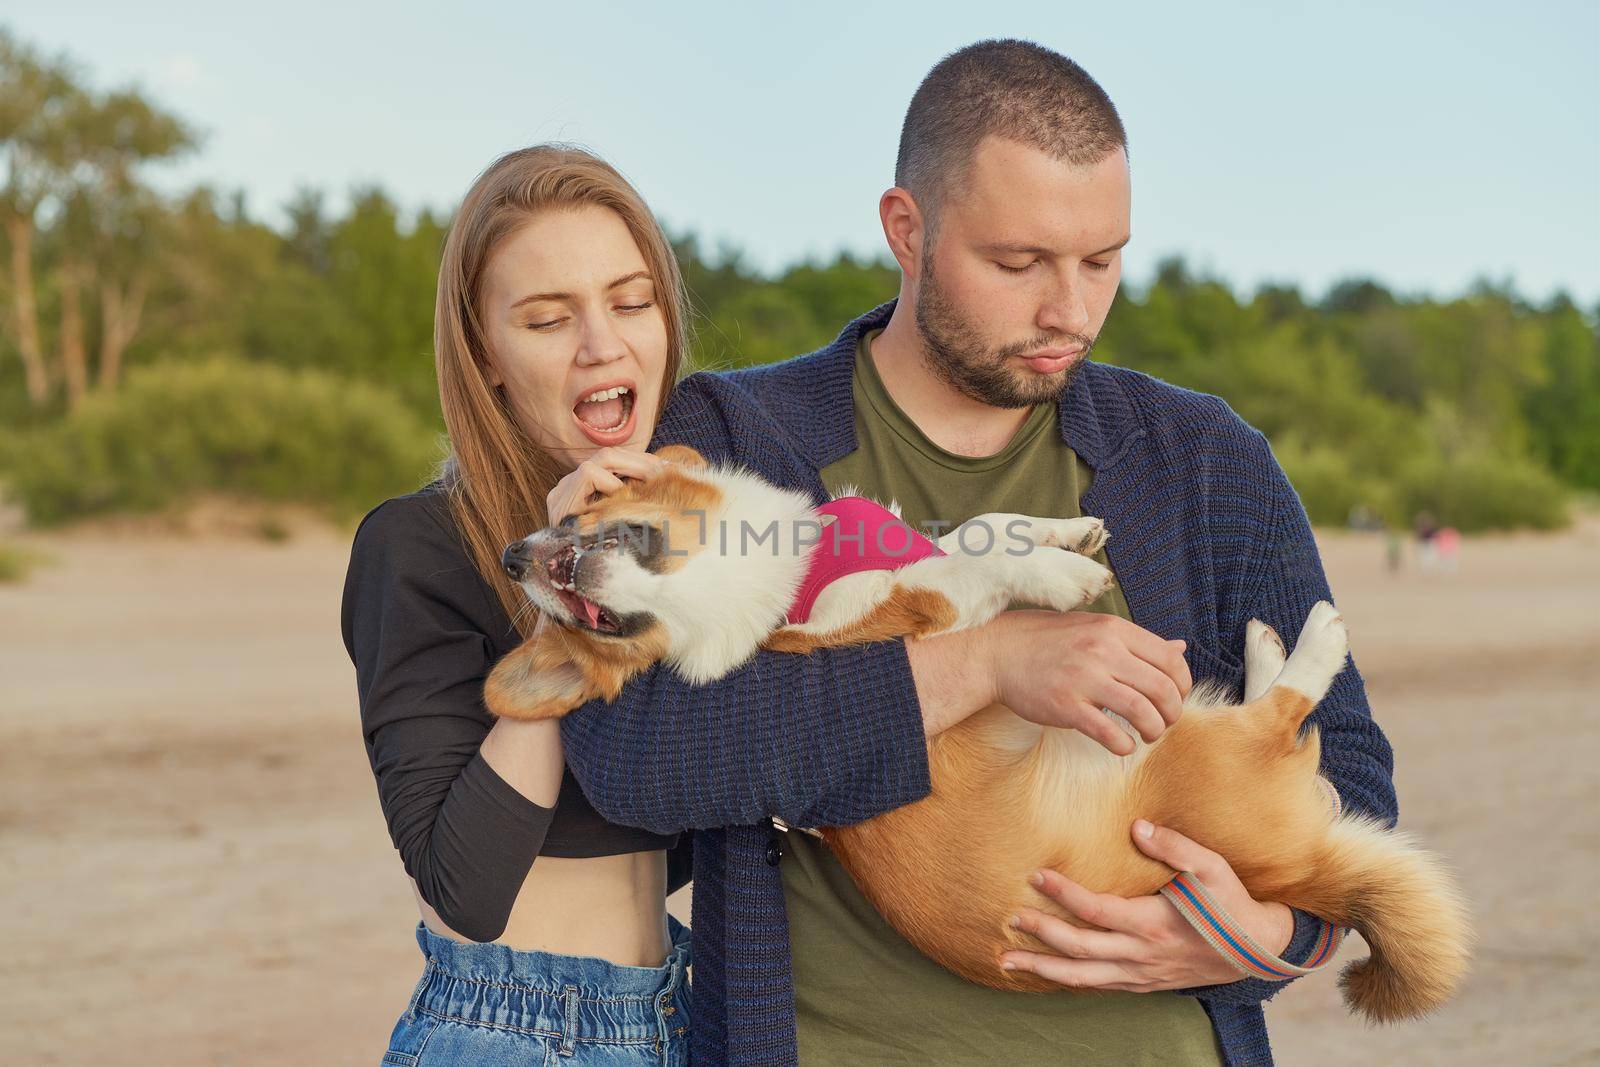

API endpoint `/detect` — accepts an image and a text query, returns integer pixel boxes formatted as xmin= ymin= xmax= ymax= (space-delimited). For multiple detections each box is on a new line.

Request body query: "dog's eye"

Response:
xmin=588 ymin=522 xmax=657 ymax=553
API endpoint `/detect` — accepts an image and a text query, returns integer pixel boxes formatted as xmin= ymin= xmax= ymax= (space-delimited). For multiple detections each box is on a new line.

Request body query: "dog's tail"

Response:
xmin=1300 ymin=814 xmax=1472 ymax=1023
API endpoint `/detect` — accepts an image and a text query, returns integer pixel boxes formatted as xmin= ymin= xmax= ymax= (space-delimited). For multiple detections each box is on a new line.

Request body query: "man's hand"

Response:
xmin=989 ymin=611 xmax=1193 ymax=755
xmin=998 ymin=820 xmax=1295 ymax=991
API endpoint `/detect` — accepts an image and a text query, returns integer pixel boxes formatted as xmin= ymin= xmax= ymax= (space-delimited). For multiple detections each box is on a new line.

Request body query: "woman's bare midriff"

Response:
xmin=412 ymin=849 xmax=671 ymax=967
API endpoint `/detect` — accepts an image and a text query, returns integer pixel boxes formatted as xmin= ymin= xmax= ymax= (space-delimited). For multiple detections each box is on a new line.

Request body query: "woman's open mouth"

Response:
xmin=572 ymin=383 xmax=637 ymax=446
xmin=545 ymin=543 xmax=622 ymax=633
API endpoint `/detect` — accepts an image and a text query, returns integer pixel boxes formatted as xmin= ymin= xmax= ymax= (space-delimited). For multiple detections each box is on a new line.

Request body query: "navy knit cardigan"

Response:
xmin=560 ymin=301 xmax=1398 ymax=1066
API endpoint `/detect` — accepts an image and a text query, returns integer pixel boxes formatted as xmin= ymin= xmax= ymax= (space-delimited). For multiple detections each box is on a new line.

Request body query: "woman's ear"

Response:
xmin=484 ymin=627 xmax=599 ymax=721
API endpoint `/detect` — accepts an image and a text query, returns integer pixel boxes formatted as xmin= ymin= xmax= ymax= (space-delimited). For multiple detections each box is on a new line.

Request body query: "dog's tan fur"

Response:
xmin=486 ymin=447 xmax=1471 ymax=1023
xmin=762 ymin=585 xmax=958 ymax=653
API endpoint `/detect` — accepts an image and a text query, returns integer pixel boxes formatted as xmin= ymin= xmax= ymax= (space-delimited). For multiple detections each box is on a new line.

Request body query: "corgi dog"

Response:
xmin=485 ymin=444 xmax=1470 ymax=1023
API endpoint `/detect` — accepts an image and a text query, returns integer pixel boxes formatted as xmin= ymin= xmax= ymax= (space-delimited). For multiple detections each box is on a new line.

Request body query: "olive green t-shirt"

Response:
xmin=782 ymin=329 xmax=1224 ymax=1065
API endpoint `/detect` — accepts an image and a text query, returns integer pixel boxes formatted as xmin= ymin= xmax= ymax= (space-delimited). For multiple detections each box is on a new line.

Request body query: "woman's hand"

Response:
xmin=546 ymin=447 xmax=670 ymax=524
xmin=998 ymin=820 xmax=1295 ymax=991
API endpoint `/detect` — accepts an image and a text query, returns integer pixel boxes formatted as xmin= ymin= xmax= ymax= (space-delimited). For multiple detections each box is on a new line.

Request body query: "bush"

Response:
xmin=0 ymin=357 xmax=442 ymax=526
xmin=0 ymin=542 xmax=49 ymax=583
xmin=1392 ymin=448 xmax=1571 ymax=533
xmin=1273 ymin=435 xmax=1570 ymax=533
xmin=1273 ymin=438 xmax=1396 ymax=527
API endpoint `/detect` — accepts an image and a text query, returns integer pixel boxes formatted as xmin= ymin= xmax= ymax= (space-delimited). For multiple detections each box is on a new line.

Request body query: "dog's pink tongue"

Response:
xmin=582 ymin=598 xmax=602 ymax=628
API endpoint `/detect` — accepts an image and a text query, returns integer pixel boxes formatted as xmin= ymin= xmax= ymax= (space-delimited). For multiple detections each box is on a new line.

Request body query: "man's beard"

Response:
xmin=913 ymin=255 xmax=1095 ymax=409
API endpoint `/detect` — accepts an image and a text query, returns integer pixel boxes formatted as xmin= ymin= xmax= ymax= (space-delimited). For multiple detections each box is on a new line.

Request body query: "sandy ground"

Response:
xmin=2 ymin=506 xmax=1597 ymax=1066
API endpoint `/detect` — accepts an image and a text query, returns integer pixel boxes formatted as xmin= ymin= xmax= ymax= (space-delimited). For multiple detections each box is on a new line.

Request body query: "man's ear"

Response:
xmin=484 ymin=626 xmax=599 ymax=721
xmin=653 ymin=443 xmax=707 ymax=468
xmin=879 ymin=187 xmax=924 ymax=277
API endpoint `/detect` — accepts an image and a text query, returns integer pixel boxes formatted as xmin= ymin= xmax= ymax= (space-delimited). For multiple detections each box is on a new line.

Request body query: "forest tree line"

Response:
xmin=2 ymin=28 xmax=1595 ymax=531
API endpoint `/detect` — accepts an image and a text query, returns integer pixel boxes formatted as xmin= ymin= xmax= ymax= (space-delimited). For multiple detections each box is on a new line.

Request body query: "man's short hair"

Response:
xmin=895 ymin=39 xmax=1127 ymax=231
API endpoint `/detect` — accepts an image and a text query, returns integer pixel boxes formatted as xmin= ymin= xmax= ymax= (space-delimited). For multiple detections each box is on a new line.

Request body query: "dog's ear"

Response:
xmin=654 ymin=444 xmax=707 ymax=468
xmin=484 ymin=625 xmax=599 ymax=721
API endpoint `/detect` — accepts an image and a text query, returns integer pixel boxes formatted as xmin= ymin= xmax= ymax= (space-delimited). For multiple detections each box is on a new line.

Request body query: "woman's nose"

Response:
xmin=575 ymin=312 xmax=629 ymax=367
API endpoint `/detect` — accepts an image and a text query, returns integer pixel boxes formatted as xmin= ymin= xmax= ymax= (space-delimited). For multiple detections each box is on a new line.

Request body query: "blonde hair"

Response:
xmin=433 ymin=144 xmax=688 ymax=637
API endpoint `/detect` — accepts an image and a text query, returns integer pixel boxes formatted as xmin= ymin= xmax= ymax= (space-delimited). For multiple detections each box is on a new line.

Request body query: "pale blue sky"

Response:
xmin=11 ymin=1 xmax=1600 ymax=303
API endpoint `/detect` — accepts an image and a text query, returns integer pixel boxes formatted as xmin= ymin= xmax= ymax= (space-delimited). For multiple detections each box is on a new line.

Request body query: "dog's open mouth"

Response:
xmin=546 ymin=543 xmax=622 ymax=634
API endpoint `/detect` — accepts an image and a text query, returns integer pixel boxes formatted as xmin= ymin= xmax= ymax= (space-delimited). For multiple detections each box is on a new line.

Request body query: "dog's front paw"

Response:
xmin=1030 ymin=549 xmax=1115 ymax=611
xmin=1034 ymin=516 xmax=1109 ymax=556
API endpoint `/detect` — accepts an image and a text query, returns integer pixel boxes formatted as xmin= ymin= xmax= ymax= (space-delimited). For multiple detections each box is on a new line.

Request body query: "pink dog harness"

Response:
xmin=785 ymin=497 xmax=945 ymax=625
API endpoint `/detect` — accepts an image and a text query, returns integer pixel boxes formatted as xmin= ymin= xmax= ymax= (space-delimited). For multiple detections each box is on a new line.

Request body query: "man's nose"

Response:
xmin=1037 ymin=279 xmax=1090 ymax=336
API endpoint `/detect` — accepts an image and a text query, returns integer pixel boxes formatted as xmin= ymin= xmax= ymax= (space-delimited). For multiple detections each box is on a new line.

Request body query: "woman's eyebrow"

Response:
xmin=511 ymin=271 xmax=654 ymax=309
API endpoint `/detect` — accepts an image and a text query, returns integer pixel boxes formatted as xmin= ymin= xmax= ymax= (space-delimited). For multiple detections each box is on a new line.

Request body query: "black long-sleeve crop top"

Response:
xmin=340 ymin=481 xmax=685 ymax=942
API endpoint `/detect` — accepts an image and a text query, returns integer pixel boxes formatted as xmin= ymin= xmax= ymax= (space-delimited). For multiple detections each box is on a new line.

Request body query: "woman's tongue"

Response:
xmin=575 ymin=395 xmax=626 ymax=433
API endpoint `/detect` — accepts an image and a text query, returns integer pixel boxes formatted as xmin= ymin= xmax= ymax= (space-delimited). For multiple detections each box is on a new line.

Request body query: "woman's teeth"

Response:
xmin=574 ymin=385 xmax=633 ymax=432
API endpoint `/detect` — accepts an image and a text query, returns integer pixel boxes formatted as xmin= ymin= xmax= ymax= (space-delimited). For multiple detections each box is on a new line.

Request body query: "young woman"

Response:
xmin=341 ymin=144 xmax=694 ymax=1065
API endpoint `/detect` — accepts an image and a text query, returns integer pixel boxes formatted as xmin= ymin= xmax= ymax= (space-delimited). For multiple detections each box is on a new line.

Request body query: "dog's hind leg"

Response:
xmin=1274 ymin=601 xmax=1350 ymax=705
xmin=1243 ymin=619 xmax=1287 ymax=702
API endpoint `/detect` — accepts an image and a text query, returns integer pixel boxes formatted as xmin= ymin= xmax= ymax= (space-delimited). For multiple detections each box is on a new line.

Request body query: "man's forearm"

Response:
xmin=561 ymin=637 xmax=934 ymax=834
xmin=907 ymin=626 xmax=998 ymax=737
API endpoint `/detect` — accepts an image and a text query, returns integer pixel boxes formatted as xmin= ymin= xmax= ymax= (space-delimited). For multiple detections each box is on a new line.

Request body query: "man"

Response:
xmin=561 ymin=39 xmax=1396 ymax=1066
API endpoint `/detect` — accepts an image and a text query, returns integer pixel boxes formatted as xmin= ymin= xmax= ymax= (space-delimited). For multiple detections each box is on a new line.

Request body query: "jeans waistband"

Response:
xmin=408 ymin=916 xmax=690 ymax=1048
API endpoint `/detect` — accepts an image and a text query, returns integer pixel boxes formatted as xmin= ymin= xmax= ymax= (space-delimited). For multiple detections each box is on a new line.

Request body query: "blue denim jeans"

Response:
xmin=381 ymin=917 xmax=691 ymax=1066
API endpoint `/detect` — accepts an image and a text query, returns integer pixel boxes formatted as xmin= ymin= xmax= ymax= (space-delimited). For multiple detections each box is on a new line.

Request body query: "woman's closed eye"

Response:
xmin=524 ymin=294 xmax=653 ymax=331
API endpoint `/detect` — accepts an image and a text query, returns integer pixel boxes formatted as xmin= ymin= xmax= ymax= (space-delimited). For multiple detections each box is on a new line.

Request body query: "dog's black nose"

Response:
xmin=502 ymin=540 xmax=532 ymax=581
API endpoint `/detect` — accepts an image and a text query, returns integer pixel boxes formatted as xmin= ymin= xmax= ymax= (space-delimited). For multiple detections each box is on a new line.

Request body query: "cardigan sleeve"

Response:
xmin=341 ymin=495 xmax=557 ymax=942
xmin=559 ymin=372 xmax=934 ymax=835
xmin=1234 ymin=429 xmax=1397 ymax=825
xmin=1179 ymin=426 xmax=1397 ymax=1008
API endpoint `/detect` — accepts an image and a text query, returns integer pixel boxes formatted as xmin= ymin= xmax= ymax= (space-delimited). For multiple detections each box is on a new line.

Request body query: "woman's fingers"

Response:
xmin=575 ymin=459 xmax=628 ymax=493
xmin=546 ymin=449 xmax=669 ymax=523
xmin=547 ymin=464 xmax=623 ymax=524
xmin=589 ymin=446 xmax=669 ymax=480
